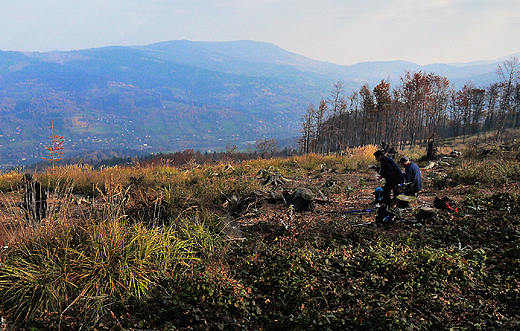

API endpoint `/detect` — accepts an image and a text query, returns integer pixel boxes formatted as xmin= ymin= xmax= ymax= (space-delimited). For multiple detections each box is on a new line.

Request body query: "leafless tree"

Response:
xmin=359 ymin=84 xmax=375 ymax=146
xmin=255 ymin=138 xmax=279 ymax=158
xmin=373 ymin=80 xmax=392 ymax=145
xmin=314 ymin=99 xmax=328 ymax=154
xmin=496 ymin=56 xmax=520 ymax=140
xmin=298 ymin=103 xmax=316 ymax=154
xmin=326 ymin=81 xmax=347 ymax=154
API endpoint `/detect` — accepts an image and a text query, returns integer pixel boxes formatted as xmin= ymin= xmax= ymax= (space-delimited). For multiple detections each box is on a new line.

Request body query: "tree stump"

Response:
xmin=286 ymin=187 xmax=315 ymax=211
xmin=427 ymin=135 xmax=438 ymax=160
xmin=229 ymin=190 xmax=269 ymax=216
xmin=263 ymin=173 xmax=290 ymax=186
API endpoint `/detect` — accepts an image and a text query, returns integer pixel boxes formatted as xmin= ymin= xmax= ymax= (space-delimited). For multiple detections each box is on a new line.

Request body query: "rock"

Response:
xmin=415 ymin=207 xmax=438 ymax=220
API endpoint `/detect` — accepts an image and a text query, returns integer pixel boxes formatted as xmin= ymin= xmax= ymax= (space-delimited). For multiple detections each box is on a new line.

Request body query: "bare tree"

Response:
xmin=359 ymin=84 xmax=375 ymax=146
xmin=496 ymin=56 xmax=520 ymax=139
xmin=298 ymin=103 xmax=316 ymax=154
xmin=425 ymin=73 xmax=451 ymax=139
xmin=513 ymin=84 xmax=520 ymax=127
xmin=314 ymin=99 xmax=328 ymax=154
xmin=469 ymin=87 xmax=486 ymax=135
xmin=326 ymin=81 xmax=347 ymax=154
xmin=373 ymin=80 xmax=392 ymax=144
xmin=255 ymin=138 xmax=279 ymax=158
xmin=483 ymin=83 xmax=500 ymax=132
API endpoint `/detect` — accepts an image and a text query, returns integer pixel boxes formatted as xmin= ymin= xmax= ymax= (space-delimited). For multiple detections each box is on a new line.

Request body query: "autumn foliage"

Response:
xmin=43 ymin=125 xmax=65 ymax=170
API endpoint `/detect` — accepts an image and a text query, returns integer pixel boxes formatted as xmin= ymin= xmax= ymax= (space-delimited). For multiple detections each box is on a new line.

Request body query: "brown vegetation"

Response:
xmin=0 ymin=135 xmax=518 ymax=330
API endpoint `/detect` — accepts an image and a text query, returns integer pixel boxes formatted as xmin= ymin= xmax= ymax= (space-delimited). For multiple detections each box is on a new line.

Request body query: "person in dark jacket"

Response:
xmin=373 ymin=150 xmax=404 ymax=205
xmin=398 ymin=156 xmax=422 ymax=196
xmin=20 ymin=173 xmax=47 ymax=226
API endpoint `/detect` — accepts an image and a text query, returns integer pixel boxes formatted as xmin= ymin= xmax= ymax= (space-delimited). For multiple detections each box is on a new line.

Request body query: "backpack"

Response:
xmin=376 ymin=205 xmax=395 ymax=224
xmin=434 ymin=197 xmax=458 ymax=213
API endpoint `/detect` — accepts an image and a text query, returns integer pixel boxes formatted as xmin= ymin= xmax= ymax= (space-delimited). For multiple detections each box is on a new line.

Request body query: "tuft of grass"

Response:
xmin=447 ymin=159 xmax=520 ymax=185
xmin=0 ymin=219 xmax=196 ymax=322
xmin=0 ymin=171 xmax=22 ymax=192
xmin=343 ymin=145 xmax=379 ymax=171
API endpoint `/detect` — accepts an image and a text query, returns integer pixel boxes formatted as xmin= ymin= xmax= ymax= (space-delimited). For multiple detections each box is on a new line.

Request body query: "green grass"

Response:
xmin=0 ymin=218 xmax=199 ymax=322
xmin=447 ymin=159 xmax=520 ymax=185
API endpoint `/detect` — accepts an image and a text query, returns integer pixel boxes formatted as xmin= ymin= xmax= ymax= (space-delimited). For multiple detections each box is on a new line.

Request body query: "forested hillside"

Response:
xmin=299 ymin=58 xmax=520 ymax=154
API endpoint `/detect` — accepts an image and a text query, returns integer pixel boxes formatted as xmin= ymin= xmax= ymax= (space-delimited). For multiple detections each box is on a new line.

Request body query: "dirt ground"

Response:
xmin=226 ymin=166 xmax=462 ymax=237
xmin=225 ymin=159 xmax=520 ymax=241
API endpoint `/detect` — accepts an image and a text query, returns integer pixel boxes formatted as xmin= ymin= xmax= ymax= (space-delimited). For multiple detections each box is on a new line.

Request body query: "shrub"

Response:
xmin=0 ymin=171 xmax=22 ymax=193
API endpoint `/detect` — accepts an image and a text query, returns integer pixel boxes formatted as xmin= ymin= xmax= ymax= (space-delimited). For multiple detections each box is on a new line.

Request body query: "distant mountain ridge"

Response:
xmin=0 ymin=40 xmax=514 ymax=169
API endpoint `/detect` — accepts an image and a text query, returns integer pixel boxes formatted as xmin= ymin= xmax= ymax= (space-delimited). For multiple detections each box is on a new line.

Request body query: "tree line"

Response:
xmin=298 ymin=56 xmax=520 ymax=154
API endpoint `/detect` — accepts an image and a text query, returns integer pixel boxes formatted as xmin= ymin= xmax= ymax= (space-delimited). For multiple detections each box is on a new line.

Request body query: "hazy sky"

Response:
xmin=1 ymin=0 xmax=519 ymax=65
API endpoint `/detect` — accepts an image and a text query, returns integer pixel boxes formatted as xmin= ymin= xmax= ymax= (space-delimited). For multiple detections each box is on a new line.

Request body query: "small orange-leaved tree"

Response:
xmin=43 ymin=123 xmax=65 ymax=170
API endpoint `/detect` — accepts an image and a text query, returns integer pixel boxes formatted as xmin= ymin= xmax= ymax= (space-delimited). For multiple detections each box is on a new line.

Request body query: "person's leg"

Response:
xmin=392 ymin=185 xmax=401 ymax=200
xmin=382 ymin=182 xmax=392 ymax=205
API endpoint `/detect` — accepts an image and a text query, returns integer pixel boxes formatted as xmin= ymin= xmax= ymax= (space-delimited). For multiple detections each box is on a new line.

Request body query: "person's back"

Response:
xmin=379 ymin=155 xmax=404 ymax=185
xmin=374 ymin=151 xmax=404 ymax=205
xmin=399 ymin=157 xmax=422 ymax=196
xmin=405 ymin=161 xmax=422 ymax=195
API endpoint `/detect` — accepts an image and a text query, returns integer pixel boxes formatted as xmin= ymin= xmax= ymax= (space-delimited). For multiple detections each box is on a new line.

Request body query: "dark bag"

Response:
xmin=376 ymin=205 xmax=395 ymax=224
xmin=434 ymin=197 xmax=458 ymax=213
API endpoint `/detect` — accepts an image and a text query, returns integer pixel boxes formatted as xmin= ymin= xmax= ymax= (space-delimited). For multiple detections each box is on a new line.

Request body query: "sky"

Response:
xmin=1 ymin=0 xmax=519 ymax=66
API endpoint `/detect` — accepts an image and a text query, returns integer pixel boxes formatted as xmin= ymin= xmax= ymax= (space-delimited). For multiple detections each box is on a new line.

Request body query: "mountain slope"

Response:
xmin=0 ymin=40 xmax=512 ymax=169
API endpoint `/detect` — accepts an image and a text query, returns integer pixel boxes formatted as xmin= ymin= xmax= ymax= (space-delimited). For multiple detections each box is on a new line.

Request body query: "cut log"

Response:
xmin=229 ymin=190 xmax=270 ymax=216
xmin=422 ymin=161 xmax=436 ymax=170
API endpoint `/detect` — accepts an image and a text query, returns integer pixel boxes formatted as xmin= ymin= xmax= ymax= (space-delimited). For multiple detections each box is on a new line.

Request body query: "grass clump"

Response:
xmin=447 ymin=159 xmax=520 ymax=185
xmin=0 ymin=216 xmax=202 ymax=324
xmin=342 ymin=145 xmax=379 ymax=171
xmin=0 ymin=171 xmax=22 ymax=192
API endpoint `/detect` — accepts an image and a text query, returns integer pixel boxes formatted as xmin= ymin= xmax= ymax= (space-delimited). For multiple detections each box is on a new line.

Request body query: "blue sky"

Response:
xmin=1 ymin=0 xmax=519 ymax=65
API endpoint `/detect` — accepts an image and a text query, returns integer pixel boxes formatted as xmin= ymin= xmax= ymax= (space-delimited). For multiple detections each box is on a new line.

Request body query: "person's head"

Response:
xmin=373 ymin=150 xmax=384 ymax=161
xmin=398 ymin=156 xmax=410 ymax=167
xmin=22 ymin=173 xmax=33 ymax=183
